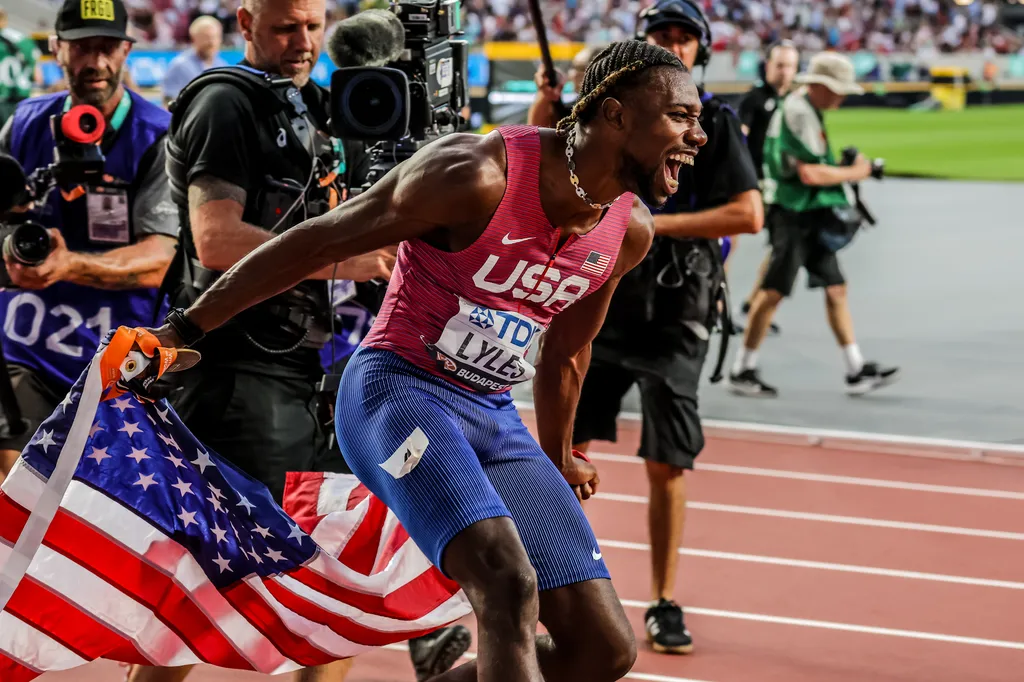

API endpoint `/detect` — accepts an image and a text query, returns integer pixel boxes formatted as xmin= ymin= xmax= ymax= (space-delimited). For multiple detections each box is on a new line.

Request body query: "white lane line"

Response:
xmin=598 ymin=539 xmax=1024 ymax=590
xmin=590 ymin=452 xmax=1024 ymax=501
xmin=621 ymin=601 xmax=1024 ymax=651
xmin=514 ymin=400 xmax=1024 ymax=458
xmin=382 ymin=643 xmax=715 ymax=682
xmin=596 ymin=493 xmax=1024 ymax=541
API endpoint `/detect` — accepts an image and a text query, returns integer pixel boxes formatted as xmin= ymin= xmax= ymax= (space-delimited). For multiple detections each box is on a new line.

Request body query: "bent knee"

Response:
xmin=758 ymin=289 xmax=784 ymax=307
xmin=825 ymin=284 xmax=848 ymax=303
xmin=587 ymin=625 xmax=637 ymax=681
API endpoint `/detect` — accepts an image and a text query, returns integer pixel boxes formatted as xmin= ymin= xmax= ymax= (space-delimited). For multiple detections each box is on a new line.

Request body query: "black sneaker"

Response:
xmin=408 ymin=625 xmax=473 ymax=681
xmin=846 ymin=362 xmax=900 ymax=396
xmin=728 ymin=368 xmax=779 ymax=398
xmin=644 ymin=599 xmax=693 ymax=655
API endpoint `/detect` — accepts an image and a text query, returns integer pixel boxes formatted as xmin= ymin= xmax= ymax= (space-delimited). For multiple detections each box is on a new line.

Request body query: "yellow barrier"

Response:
xmin=481 ymin=41 xmax=587 ymax=61
xmin=929 ymin=66 xmax=969 ymax=111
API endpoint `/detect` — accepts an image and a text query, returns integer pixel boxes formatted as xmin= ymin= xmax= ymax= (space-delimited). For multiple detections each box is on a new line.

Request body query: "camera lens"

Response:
xmin=7 ymin=222 xmax=51 ymax=266
xmin=342 ymin=72 xmax=404 ymax=137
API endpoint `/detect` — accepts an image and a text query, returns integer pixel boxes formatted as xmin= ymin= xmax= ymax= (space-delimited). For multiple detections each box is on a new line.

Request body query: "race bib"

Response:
xmin=424 ymin=298 xmax=544 ymax=393
xmin=87 ymin=186 xmax=130 ymax=244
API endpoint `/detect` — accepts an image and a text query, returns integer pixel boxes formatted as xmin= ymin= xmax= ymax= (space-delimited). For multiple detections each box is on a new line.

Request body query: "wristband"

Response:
xmin=572 ymin=449 xmax=591 ymax=463
xmin=165 ymin=307 xmax=205 ymax=347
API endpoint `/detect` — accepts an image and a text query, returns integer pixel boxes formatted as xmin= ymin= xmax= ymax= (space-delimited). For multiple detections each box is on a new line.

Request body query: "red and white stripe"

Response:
xmin=0 ymin=445 xmax=470 ymax=679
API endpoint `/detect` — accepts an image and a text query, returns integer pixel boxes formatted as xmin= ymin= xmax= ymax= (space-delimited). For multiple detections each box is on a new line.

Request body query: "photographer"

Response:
xmin=0 ymin=0 xmax=177 ymax=478
xmin=526 ymin=44 xmax=601 ymax=129
xmin=729 ymin=52 xmax=899 ymax=397
xmin=127 ymin=1 xmax=467 ymax=681
xmin=571 ymin=0 xmax=762 ymax=656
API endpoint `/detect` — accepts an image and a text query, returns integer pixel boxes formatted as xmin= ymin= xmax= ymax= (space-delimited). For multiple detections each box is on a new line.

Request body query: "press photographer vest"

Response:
xmin=762 ymin=92 xmax=852 ymax=213
xmin=164 ymin=66 xmax=339 ymax=356
xmin=0 ymin=90 xmax=170 ymax=389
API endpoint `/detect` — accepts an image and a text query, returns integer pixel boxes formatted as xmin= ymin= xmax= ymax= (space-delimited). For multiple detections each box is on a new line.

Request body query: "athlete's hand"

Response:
xmin=561 ymin=453 xmax=600 ymax=502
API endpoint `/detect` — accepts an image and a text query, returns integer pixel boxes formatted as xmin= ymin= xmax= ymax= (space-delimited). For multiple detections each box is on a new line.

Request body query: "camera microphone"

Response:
xmin=326 ymin=9 xmax=406 ymax=68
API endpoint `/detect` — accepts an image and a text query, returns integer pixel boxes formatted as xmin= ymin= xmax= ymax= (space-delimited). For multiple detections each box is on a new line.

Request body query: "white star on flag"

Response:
xmin=253 ymin=524 xmax=272 ymax=539
xmin=118 ymin=421 xmax=142 ymax=437
xmin=86 ymin=447 xmax=110 ymax=464
xmin=133 ymin=473 xmax=157 ymax=491
xmin=211 ymin=525 xmax=228 ymax=544
xmin=59 ymin=393 xmax=73 ymax=413
xmin=126 ymin=447 xmax=150 ymax=463
xmin=165 ymin=453 xmax=185 ymax=469
xmin=287 ymin=523 xmax=305 ymax=545
xmin=208 ymin=484 xmax=224 ymax=500
xmin=208 ymin=495 xmax=224 ymax=513
xmin=212 ymin=554 xmax=232 ymax=573
xmin=191 ymin=449 xmax=215 ymax=474
xmin=156 ymin=406 xmax=172 ymax=424
xmin=177 ymin=509 xmax=198 ymax=528
xmin=158 ymin=432 xmax=180 ymax=451
xmin=88 ymin=423 xmax=104 ymax=438
xmin=112 ymin=397 xmax=133 ymax=413
xmin=248 ymin=547 xmax=263 ymax=564
xmin=264 ymin=548 xmax=286 ymax=563
xmin=236 ymin=495 xmax=256 ymax=515
xmin=171 ymin=478 xmax=194 ymax=498
xmin=34 ymin=430 xmax=57 ymax=453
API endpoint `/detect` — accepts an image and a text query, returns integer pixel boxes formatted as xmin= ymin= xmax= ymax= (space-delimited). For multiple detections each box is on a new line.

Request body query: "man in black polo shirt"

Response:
xmin=735 ymin=40 xmax=799 ymax=329
xmin=571 ymin=0 xmax=763 ymax=657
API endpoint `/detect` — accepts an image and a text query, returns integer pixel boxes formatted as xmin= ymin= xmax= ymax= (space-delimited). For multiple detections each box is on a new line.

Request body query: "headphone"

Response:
xmin=634 ymin=0 xmax=713 ymax=70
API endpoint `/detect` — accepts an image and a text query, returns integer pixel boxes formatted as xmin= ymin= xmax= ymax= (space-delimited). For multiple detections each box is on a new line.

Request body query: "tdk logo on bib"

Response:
xmin=425 ymin=298 xmax=543 ymax=393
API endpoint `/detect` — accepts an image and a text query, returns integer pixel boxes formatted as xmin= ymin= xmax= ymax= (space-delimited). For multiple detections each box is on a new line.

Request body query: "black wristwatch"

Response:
xmin=165 ymin=307 xmax=205 ymax=346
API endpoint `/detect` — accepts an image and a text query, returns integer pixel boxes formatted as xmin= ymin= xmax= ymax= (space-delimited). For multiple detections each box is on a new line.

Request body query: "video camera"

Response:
xmin=0 ymin=103 xmax=107 ymax=288
xmin=840 ymin=146 xmax=885 ymax=180
xmin=328 ymin=1 xmax=469 ymax=186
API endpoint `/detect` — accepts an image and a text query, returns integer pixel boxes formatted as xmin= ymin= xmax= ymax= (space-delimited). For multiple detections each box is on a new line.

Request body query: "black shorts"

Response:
xmin=761 ymin=206 xmax=845 ymax=297
xmin=0 ymin=364 xmax=64 ymax=453
xmin=572 ymin=354 xmax=706 ymax=470
xmin=166 ymin=363 xmax=341 ymax=504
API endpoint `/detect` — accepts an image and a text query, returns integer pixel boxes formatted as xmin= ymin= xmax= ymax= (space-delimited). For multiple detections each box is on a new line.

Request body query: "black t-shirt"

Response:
xmin=593 ymin=91 xmax=759 ymax=385
xmin=738 ymin=81 xmax=780 ymax=180
xmin=171 ymin=73 xmax=370 ymax=375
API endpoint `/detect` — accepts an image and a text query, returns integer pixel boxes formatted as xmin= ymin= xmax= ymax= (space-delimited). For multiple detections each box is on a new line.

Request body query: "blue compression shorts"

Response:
xmin=335 ymin=346 xmax=610 ymax=591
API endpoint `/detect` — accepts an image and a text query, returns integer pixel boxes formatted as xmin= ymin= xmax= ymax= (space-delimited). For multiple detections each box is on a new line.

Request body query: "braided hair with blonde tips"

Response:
xmin=555 ymin=40 xmax=689 ymax=134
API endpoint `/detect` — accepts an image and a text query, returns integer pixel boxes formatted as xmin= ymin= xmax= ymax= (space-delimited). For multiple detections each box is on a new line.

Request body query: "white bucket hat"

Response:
xmin=794 ymin=52 xmax=864 ymax=95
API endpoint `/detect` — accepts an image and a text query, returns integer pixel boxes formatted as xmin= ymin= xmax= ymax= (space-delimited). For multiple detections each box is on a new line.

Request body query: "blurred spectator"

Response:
xmin=161 ymin=15 xmax=226 ymax=105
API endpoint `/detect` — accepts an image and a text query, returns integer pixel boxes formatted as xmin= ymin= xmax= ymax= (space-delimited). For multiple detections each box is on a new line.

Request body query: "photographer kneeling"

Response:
xmin=0 ymin=0 xmax=177 ymax=478
xmin=729 ymin=52 xmax=899 ymax=398
xmin=128 ymin=1 xmax=468 ymax=681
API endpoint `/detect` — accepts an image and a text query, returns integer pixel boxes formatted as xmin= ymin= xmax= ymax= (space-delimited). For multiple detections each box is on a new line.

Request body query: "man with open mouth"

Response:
xmin=570 ymin=0 xmax=764 ymax=657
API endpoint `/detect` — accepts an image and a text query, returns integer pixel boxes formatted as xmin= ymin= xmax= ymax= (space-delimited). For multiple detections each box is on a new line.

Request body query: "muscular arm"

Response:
xmin=188 ymin=176 xmax=394 ymax=282
xmin=532 ymin=197 xmax=655 ymax=471
xmin=183 ymin=132 xmax=507 ymax=334
xmin=653 ymin=188 xmax=764 ymax=239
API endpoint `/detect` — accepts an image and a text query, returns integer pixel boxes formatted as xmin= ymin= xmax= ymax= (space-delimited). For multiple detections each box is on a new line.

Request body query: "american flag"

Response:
xmin=0 ymin=332 xmax=470 ymax=680
xmin=581 ymin=251 xmax=611 ymax=276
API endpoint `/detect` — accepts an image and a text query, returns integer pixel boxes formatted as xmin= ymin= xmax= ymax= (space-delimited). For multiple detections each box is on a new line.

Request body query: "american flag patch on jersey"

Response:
xmin=581 ymin=251 xmax=610 ymax=276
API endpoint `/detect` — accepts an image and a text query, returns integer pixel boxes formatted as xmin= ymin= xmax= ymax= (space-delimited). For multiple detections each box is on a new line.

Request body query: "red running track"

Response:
xmin=41 ymin=417 xmax=1024 ymax=682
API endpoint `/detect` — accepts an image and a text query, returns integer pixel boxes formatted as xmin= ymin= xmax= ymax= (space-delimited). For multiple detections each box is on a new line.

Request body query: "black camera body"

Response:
xmin=330 ymin=1 xmax=469 ymax=170
xmin=840 ymin=146 xmax=885 ymax=180
xmin=0 ymin=104 xmax=107 ymax=288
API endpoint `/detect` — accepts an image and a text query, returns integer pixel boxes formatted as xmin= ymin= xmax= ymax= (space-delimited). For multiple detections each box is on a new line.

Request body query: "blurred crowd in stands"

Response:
xmin=27 ymin=0 xmax=1024 ymax=55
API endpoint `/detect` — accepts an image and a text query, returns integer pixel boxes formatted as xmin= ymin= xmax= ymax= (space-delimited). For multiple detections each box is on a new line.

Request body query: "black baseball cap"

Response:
xmin=55 ymin=0 xmax=136 ymax=43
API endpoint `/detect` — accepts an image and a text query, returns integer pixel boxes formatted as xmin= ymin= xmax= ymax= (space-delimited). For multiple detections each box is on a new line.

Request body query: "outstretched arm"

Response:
xmin=177 ymin=132 xmax=507 ymax=336
xmin=532 ymin=197 xmax=654 ymax=497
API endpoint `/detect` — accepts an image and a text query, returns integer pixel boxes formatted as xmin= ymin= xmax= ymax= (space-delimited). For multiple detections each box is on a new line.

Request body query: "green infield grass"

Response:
xmin=825 ymin=104 xmax=1024 ymax=182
